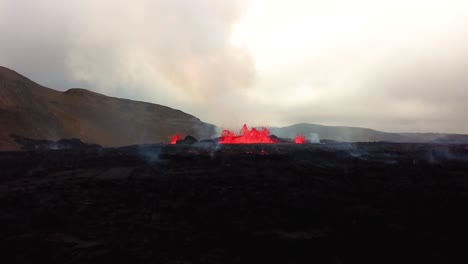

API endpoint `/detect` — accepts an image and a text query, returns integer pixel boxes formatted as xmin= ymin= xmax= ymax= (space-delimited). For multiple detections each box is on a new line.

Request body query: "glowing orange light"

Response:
xmin=169 ymin=134 xmax=180 ymax=144
xmin=218 ymin=124 xmax=277 ymax=144
xmin=294 ymin=135 xmax=306 ymax=144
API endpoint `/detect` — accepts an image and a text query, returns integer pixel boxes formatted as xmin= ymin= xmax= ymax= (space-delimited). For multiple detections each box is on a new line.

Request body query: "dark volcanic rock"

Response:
xmin=198 ymin=139 xmax=216 ymax=144
xmin=11 ymin=135 xmax=102 ymax=151
xmin=176 ymin=135 xmax=198 ymax=145
xmin=1 ymin=143 xmax=468 ymax=263
xmin=269 ymin=134 xmax=288 ymax=143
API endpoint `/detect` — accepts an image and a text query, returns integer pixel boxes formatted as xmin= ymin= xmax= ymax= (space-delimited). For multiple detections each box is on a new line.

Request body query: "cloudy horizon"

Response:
xmin=1 ymin=0 xmax=468 ymax=133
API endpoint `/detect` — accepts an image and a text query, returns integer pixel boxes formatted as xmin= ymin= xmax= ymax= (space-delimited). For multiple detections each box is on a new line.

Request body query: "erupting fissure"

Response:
xmin=219 ymin=124 xmax=277 ymax=144
xmin=169 ymin=124 xmax=306 ymax=144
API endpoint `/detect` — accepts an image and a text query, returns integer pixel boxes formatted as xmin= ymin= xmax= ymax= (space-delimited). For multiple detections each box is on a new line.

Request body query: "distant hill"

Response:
xmin=269 ymin=123 xmax=468 ymax=144
xmin=2 ymin=66 xmax=467 ymax=150
xmin=0 ymin=66 xmax=215 ymax=150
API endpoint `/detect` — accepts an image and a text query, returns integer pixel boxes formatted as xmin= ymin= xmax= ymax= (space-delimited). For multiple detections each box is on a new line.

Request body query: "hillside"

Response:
xmin=0 ymin=66 xmax=215 ymax=150
xmin=270 ymin=123 xmax=468 ymax=143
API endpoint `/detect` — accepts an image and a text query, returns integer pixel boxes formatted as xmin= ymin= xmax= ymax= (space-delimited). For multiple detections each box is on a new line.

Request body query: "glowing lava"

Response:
xmin=170 ymin=134 xmax=180 ymax=144
xmin=169 ymin=124 xmax=307 ymax=144
xmin=295 ymin=135 xmax=306 ymax=144
xmin=219 ymin=124 xmax=277 ymax=144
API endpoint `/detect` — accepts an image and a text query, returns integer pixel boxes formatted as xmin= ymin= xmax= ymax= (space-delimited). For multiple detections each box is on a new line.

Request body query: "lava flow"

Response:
xmin=219 ymin=124 xmax=278 ymax=144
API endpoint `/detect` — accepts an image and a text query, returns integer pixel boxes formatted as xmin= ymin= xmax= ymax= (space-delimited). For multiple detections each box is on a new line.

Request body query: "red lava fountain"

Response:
xmin=170 ymin=134 xmax=180 ymax=144
xmin=169 ymin=124 xmax=307 ymax=144
xmin=295 ymin=135 xmax=306 ymax=144
xmin=219 ymin=124 xmax=278 ymax=144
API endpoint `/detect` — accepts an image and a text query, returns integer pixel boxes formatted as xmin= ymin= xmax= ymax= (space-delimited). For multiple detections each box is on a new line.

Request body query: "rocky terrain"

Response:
xmin=2 ymin=66 xmax=468 ymax=263
xmin=1 ymin=143 xmax=468 ymax=263
xmin=0 ymin=66 xmax=215 ymax=150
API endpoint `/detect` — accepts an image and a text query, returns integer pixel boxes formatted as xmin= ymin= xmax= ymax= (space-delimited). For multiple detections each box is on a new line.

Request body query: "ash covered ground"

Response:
xmin=1 ymin=143 xmax=468 ymax=263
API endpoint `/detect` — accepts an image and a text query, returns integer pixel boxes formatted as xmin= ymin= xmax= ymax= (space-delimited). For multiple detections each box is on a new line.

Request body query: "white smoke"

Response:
xmin=308 ymin=133 xmax=320 ymax=144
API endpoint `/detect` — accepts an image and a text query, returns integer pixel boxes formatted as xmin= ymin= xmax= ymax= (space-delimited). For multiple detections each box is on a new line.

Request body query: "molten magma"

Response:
xmin=170 ymin=134 xmax=180 ymax=144
xmin=295 ymin=135 xmax=306 ymax=144
xmin=219 ymin=124 xmax=278 ymax=144
xmin=169 ymin=124 xmax=307 ymax=144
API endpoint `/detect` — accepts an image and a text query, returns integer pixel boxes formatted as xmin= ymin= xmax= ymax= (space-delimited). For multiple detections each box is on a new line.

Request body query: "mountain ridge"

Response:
xmin=269 ymin=123 xmax=468 ymax=143
xmin=0 ymin=66 xmax=215 ymax=150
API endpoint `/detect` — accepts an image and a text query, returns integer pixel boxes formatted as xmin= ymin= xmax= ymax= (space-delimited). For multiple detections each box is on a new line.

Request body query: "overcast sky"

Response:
xmin=1 ymin=0 xmax=468 ymax=133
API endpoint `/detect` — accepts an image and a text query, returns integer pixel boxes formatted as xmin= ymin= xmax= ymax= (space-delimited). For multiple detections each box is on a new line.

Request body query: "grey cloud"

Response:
xmin=1 ymin=0 xmax=468 ymax=133
xmin=0 ymin=0 xmax=254 ymax=112
xmin=256 ymin=17 xmax=468 ymax=133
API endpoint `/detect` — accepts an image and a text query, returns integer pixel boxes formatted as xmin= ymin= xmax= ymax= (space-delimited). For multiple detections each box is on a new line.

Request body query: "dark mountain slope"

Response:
xmin=0 ymin=66 xmax=215 ymax=150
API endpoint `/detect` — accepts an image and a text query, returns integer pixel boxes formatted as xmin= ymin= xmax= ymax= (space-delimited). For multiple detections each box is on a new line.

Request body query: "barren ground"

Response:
xmin=1 ymin=143 xmax=468 ymax=263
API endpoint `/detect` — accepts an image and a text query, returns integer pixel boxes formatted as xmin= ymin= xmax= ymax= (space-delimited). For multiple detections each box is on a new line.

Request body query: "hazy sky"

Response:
xmin=1 ymin=0 xmax=468 ymax=133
